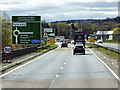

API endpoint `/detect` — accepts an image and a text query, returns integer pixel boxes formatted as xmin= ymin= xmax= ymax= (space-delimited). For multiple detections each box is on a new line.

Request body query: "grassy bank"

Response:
xmin=37 ymin=43 xmax=58 ymax=53
xmin=86 ymin=43 xmax=120 ymax=62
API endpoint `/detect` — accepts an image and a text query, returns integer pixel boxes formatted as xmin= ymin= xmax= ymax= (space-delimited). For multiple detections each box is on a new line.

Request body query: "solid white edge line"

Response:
xmin=0 ymin=47 xmax=59 ymax=78
xmin=88 ymin=48 xmax=120 ymax=82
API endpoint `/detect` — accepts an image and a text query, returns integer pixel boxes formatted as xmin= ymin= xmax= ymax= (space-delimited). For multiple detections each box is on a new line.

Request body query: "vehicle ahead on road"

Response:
xmin=73 ymin=43 xmax=85 ymax=55
xmin=97 ymin=39 xmax=103 ymax=43
xmin=61 ymin=42 xmax=68 ymax=48
xmin=71 ymin=41 xmax=74 ymax=45
xmin=60 ymin=39 xmax=64 ymax=42
xmin=66 ymin=39 xmax=71 ymax=43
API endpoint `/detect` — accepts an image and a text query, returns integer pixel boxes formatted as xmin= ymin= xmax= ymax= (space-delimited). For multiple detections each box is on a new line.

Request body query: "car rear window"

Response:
xmin=62 ymin=42 xmax=67 ymax=44
xmin=76 ymin=46 xmax=83 ymax=48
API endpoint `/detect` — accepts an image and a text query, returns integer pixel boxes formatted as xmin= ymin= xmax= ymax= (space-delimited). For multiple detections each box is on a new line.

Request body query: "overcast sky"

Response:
xmin=0 ymin=0 xmax=119 ymax=22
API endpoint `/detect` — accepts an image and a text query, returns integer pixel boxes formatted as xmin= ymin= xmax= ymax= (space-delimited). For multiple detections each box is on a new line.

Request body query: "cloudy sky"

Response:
xmin=0 ymin=0 xmax=119 ymax=22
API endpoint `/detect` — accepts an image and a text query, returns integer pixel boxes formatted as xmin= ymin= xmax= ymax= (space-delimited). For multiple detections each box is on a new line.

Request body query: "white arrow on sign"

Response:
xmin=13 ymin=27 xmax=20 ymax=44
xmin=13 ymin=27 xmax=33 ymax=44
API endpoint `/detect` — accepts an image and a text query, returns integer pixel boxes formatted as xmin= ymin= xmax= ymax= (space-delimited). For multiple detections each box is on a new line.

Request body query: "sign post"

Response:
xmin=12 ymin=16 xmax=41 ymax=45
xmin=43 ymin=32 xmax=48 ymax=42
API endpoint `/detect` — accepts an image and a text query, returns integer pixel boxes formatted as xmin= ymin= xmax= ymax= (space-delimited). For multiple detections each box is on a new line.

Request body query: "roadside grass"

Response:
xmin=86 ymin=43 xmax=120 ymax=62
xmin=86 ymin=43 xmax=99 ymax=48
xmin=37 ymin=43 xmax=58 ymax=53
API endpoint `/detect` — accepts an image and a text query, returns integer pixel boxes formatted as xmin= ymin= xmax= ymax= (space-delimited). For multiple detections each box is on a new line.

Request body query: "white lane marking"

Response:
xmin=60 ymin=67 xmax=63 ymax=70
xmin=0 ymin=47 xmax=59 ymax=78
xmin=64 ymin=62 xmax=66 ymax=64
xmin=49 ymin=79 xmax=55 ymax=88
xmin=104 ymin=57 xmax=107 ymax=59
xmin=98 ymin=53 xmax=101 ymax=55
xmin=56 ymin=74 xmax=59 ymax=78
xmin=96 ymin=51 xmax=101 ymax=55
xmin=88 ymin=48 xmax=120 ymax=82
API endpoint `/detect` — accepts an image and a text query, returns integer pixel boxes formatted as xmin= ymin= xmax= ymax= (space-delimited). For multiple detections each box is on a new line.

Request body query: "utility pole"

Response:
xmin=57 ymin=26 xmax=59 ymax=36
xmin=81 ymin=25 xmax=83 ymax=32
xmin=69 ymin=23 xmax=75 ymax=40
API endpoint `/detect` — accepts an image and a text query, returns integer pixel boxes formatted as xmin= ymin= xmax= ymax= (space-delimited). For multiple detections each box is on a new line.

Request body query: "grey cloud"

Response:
xmin=88 ymin=8 xmax=117 ymax=11
xmin=4 ymin=1 xmax=118 ymax=14
xmin=5 ymin=5 xmax=59 ymax=13
xmin=0 ymin=1 xmax=24 ymax=5
xmin=2 ymin=1 xmax=118 ymax=22
xmin=42 ymin=12 xmax=116 ymax=22
xmin=65 ymin=2 xmax=118 ymax=8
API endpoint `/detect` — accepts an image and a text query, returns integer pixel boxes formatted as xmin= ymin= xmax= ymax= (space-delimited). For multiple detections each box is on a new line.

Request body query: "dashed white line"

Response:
xmin=104 ymin=57 xmax=107 ymax=59
xmin=56 ymin=74 xmax=59 ymax=78
xmin=64 ymin=62 xmax=66 ymax=64
xmin=60 ymin=67 xmax=63 ymax=69
xmin=96 ymin=51 xmax=101 ymax=55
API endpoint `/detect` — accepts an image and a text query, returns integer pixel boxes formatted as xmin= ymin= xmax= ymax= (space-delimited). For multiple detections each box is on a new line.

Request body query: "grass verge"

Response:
xmin=37 ymin=43 xmax=58 ymax=53
xmin=86 ymin=43 xmax=120 ymax=62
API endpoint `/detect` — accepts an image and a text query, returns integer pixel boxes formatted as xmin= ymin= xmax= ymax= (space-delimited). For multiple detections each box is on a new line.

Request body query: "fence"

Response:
xmin=1 ymin=45 xmax=49 ymax=61
xmin=90 ymin=43 xmax=120 ymax=54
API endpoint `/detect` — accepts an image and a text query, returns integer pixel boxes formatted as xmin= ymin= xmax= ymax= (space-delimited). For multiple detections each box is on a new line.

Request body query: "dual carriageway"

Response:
xmin=0 ymin=42 xmax=119 ymax=88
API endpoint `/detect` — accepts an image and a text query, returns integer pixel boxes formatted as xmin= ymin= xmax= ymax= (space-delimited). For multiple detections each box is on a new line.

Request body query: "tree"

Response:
xmin=1 ymin=15 xmax=12 ymax=48
xmin=94 ymin=21 xmax=117 ymax=31
xmin=50 ymin=22 xmax=71 ymax=39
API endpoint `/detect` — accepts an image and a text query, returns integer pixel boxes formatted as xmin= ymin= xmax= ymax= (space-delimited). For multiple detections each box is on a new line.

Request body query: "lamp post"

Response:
xmin=69 ymin=23 xmax=76 ymax=40
xmin=57 ymin=25 xmax=59 ymax=36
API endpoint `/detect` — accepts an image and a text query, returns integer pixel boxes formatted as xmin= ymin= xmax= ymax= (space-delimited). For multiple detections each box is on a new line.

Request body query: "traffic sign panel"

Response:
xmin=49 ymin=38 xmax=55 ymax=43
xmin=43 ymin=32 xmax=48 ymax=36
xmin=89 ymin=37 xmax=95 ymax=43
xmin=44 ymin=28 xmax=55 ymax=38
xmin=3 ymin=46 xmax=13 ymax=54
xmin=12 ymin=16 xmax=41 ymax=45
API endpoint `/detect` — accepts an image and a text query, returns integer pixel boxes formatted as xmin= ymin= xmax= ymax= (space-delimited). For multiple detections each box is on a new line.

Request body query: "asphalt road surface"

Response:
xmin=2 ymin=43 xmax=118 ymax=88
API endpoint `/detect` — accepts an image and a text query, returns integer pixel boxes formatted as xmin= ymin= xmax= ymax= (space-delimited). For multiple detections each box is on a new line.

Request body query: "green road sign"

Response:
xmin=12 ymin=16 xmax=41 ymax=45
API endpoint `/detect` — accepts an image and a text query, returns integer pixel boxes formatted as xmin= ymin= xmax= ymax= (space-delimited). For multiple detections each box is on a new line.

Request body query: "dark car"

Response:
xmin=97 ymin=39 xmax=103 ymax=43
xmin=60 ymin=40 xmax=64 ymax=42
xmin=66 ymin=39 xmax=71 ymax=43
xmin=61 ymin=42 xmax=68 ymax=48
xmin=73 ymin=44 xmax=85 ymax=55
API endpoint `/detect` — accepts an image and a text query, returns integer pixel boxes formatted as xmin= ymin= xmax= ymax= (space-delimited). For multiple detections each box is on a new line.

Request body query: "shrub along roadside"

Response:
xmin=37 ymin=43 xmax=58 ymax=53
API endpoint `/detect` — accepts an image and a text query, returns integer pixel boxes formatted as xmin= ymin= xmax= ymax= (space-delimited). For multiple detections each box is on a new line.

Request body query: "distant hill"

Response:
xmin=51 ymin=16 xmax=120 ymax=24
